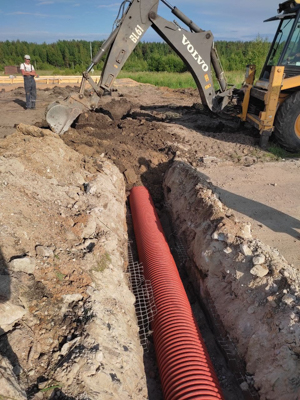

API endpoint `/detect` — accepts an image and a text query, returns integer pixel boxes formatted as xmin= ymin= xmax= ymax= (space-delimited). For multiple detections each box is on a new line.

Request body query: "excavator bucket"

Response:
xmin=45 ymin=94 xmax=94 ymax=134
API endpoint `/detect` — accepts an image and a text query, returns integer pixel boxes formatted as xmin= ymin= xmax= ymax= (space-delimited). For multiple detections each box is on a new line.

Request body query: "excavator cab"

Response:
xmin=240 ymin=0 xmax=300 ymax=152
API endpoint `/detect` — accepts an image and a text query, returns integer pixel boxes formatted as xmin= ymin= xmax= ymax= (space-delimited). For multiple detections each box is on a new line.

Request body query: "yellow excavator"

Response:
xmin=46 ymin=0 xmax=300 ymax=152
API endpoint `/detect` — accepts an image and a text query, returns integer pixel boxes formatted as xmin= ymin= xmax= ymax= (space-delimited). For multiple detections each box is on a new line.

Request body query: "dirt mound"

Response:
xmin=46 ymin=85 xmax=76 ymax=97
xmin=164 ymin=161 xmax=300 ymax=400
xmin=62 ymin=94 xmax=260 ymax=208
xmin=0 ymin=124 xmax=146 ymax=399
xmin=63 ymin=98 xmax=179 ymax=205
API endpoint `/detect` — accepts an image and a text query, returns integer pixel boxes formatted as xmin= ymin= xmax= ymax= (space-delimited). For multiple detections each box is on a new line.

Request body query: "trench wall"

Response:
xmin=163 ymin=161 xmax=300 ymax=400
xmin=0 ymin=125 xmax=147 ymax=399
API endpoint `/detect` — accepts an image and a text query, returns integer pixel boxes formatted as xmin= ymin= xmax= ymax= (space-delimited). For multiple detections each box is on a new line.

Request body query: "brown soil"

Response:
xmin=41 ymin=80 xmax=299 ymax=265
xmin=0 ymin=79 xmax=299 ymax=399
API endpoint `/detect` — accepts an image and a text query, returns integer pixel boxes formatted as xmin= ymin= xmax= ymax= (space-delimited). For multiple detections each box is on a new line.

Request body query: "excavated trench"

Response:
xmin=1 ymin=88 xmax=299 ymax=399
xmin=126 ymin=190 xmax=251 ymax=400
xmin=64 ymin=97 xmax=300 ymax=400
xmin=127 ymin=164 xmax=300 ymax=400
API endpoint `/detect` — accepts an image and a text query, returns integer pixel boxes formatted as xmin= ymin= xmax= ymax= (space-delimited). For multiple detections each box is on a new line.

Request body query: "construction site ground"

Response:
xmin=0 ymin=79 xmax=299 ymax=400
xmin=1 ymin=79 xmax=299 ymax=266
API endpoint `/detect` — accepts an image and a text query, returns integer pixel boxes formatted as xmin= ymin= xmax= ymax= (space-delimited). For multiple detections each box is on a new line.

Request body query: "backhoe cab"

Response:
xmin=240 ymin=0 xmax=300 ymax=152
xmin=46 ymin=0 xmax=300 ymax=153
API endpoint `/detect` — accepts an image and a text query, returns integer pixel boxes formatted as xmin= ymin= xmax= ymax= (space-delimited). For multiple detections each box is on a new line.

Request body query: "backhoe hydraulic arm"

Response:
xmin=161 ymin=0 xmax=227 ymax=93
xmin=95 ymin=0 xmax=160 ymax=91
xmin=46 ymin=0 xmax=232 ymax=134
xmin=92 ymin=0 xmax=230 ymax=110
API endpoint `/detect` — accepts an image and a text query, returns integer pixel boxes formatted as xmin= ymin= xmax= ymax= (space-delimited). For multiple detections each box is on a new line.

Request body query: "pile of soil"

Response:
xmin=0 ymin=124 xmax=146 ymax=399
xmin=164 ymin=161 xmax=300 ymax=400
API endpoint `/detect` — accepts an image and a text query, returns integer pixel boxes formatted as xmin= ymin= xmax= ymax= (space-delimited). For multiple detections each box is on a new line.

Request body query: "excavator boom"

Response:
xmin=46 ymin=0 xmax=231 ymax=134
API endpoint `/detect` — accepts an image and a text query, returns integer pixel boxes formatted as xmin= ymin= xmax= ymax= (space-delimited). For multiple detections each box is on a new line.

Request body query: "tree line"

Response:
xmin=0 ymin=37 xmax=270 ymax=74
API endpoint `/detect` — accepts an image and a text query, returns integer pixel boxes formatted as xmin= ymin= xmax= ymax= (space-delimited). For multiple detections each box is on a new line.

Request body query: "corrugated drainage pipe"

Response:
xmin=130 ymin=186 xmax=224 ymax=400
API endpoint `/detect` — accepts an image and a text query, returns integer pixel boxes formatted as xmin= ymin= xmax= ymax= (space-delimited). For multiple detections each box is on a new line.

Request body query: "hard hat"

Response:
xmin=24 ymin=55 xmax=30 ymax=60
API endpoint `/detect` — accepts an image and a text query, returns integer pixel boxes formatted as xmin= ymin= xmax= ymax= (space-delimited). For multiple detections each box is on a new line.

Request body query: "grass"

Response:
xmin=94 ymin=252 xmax=111 ymax=273
xmin=34 ymin=69 xmax=100 ymax=77
xmin=26 ymin=68 xmax=246 ymax=90
xmin=118 ymin=70 xmax=246 ymax=90
xmin=224 ymin=70 xmax=245 ymax=88
xmin=40 ymin=383 xmax=63 ymax=392
xmin=56 ymin=271 xmax=66 ymax=281
xmin=119 ymin=71 xmax=197 ymax=89
xmin=267 ymin=143 xmax=300 ymax=159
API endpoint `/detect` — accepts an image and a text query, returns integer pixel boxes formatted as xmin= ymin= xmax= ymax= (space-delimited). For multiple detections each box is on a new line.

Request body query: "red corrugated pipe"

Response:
xmin=130 ymin=186 xmax=224 ymax=400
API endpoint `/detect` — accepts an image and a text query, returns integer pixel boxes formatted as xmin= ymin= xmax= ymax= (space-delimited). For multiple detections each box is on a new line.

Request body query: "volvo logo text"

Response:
xmin=182 ymin=34 xmax=208 ymax=72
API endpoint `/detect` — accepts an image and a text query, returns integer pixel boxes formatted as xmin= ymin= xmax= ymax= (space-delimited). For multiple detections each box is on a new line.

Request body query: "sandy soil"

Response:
xmin=200 ymin=161 xmax=300 ymax=267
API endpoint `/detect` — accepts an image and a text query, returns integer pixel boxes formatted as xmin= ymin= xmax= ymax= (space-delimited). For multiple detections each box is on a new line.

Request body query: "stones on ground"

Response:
xmin=60 ymin=337 xmax=81 ymax=356
xmin=124 ymin=167 xmax=137 ymax=185
xmin=72 ymin=215 xmax=97 ymax=239
xmin=0 ymin=358 xmax=27 ymax=399
xmin=239 ymin=223 xmax=252 ymax=239
xmin=164 ymin=111 xmax=181 ymax=119
xmin=35 ymin=245 xmax=54 ymax=258
xmin=0 ymin=302 xmax=27 ymax=331
xmin=250 ymin=264 xmax=269 ymax=277
xmin=247 ymin=305 xmax=256 ymax=314
xmin=240 ymin=244 xmax=252 ymax=256
xmin=199 ymin=155 xmax=221 ymax=164
xmin=62 ymin=293 xmax=83 ymax=304
xmin=0 ymin=127 xmax=147 ymax=399
xmin=212 ymin=231 xmax=226 ymax=241
xmin=240 ymin=381 xmax=249 ymax=392
xmin=212 ymin=226 xmax=234 ymax=244
xmin=9 ymin=256 xmax=36 ymax=273
xmin=241 ymin=156 xmax=257 ymax=166
xmin=282 ymin=294 xmax=296 ymax=305
xmin=253 ymin=254 xmax=266 ymax=265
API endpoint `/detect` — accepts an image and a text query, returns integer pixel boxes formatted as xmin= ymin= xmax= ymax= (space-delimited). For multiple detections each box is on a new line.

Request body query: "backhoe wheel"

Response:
xmin=274 ymin=91 xmax=300 ymax=153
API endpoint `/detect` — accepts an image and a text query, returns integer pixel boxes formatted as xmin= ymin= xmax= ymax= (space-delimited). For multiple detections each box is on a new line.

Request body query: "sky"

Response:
xmin=0 ymin=0 xmax=279 ymax=44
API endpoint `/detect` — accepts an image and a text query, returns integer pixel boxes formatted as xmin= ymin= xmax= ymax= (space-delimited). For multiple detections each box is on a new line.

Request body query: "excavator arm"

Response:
xmin=46 ymin=0 xmax=232 ymax=134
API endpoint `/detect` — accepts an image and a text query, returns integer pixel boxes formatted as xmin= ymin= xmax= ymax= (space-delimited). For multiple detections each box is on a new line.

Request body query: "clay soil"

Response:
xmin=0 ymin=79 xmax=299 ymax=399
